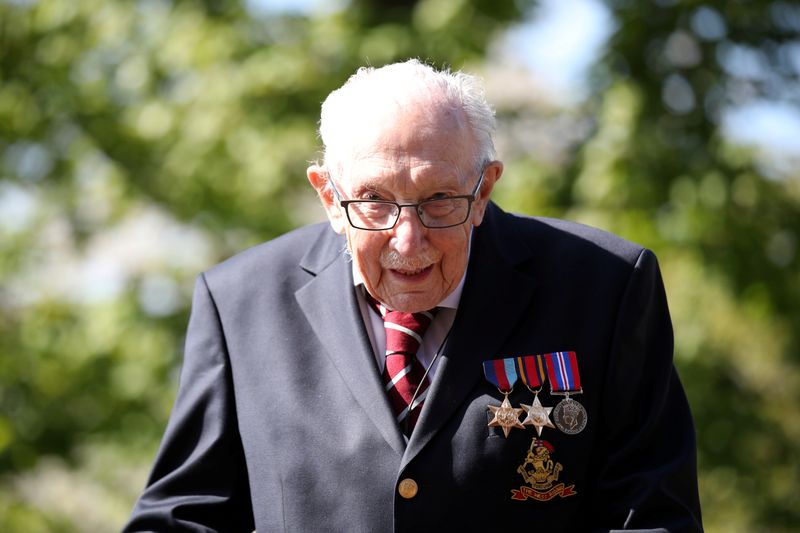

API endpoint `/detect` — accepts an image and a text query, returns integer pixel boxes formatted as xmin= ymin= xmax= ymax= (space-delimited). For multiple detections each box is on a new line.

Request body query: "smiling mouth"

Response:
xmin=391 ymin=265 xmax=433 ymax=277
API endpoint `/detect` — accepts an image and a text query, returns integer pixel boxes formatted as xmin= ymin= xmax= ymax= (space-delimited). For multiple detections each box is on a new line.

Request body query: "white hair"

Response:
xmin=318 ymin=59 xmax=497 ymax=176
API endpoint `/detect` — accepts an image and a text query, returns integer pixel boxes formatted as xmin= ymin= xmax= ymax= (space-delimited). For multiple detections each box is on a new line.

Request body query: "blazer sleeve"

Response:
xmin=590 ymin=249 xmax=703 ymax=532
xmin=122 ymin=274 xmax=255 ymax=533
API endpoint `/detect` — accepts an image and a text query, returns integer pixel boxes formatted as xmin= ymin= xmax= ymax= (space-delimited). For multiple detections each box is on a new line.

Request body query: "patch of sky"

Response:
xmin=499 ymin=0 xmax=616 ymax=104
xmin=722 ymin=101 xmax=800 ymax=156
xmin=243 ymin=0 xmax=344 ymax=16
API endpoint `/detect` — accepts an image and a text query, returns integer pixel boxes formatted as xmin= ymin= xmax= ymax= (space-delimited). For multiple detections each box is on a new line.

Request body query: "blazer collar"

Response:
xmin=295 ymin=227 xmax=407 ymax=455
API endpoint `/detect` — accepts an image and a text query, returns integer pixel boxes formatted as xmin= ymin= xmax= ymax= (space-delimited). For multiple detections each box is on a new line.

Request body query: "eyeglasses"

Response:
xmin=328 ymin=169 xmax=485 ymax=231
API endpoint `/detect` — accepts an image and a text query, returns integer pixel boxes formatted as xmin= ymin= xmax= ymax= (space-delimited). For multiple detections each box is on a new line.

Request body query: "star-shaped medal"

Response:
xmin=520 ymin=394 xmax=555 ymax=436
xmin=487 ymin=395 xmax=524 ymax=438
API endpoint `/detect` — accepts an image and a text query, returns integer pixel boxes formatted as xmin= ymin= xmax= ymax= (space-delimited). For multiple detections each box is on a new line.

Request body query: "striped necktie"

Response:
xmin=367 ymin=295 xmax=437 ymax=436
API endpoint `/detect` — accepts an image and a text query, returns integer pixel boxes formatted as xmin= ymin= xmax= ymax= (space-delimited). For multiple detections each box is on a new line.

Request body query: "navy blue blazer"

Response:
xmin=124 ymin=203 xmax=702 ymax=532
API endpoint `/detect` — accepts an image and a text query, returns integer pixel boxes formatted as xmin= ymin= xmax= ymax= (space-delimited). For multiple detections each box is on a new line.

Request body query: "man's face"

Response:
xmin=309 ymin=105 xmax=502 ymax=313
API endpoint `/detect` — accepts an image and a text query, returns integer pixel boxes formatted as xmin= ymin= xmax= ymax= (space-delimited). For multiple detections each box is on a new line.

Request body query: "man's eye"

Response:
xmin=423 ymin=199 xmax=456 ymax=217
xmin=357 ymin=191 xmax=385 ymax=201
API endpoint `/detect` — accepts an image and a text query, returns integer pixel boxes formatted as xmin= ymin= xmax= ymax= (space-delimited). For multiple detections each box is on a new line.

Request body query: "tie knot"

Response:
xmin=365 ymin=293 xmax=437 ymax=355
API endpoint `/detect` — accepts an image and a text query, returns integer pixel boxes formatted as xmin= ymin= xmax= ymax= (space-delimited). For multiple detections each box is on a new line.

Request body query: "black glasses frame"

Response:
xmin=328 ymin=169 xmax=485 ymax=231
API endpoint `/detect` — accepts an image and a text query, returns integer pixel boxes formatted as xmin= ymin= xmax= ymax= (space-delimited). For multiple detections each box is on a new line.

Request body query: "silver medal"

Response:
xmin=553 ymin=397 xmax=587 ymax=435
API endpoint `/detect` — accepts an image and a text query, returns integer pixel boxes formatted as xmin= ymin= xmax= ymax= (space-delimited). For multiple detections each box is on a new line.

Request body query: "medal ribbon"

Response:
xmin=543 ymin=351 xmax=581 ymax=393
xmin=482 ymin=358 xmax=519 ymax=393
xmin=515 ymin=355 xmax=547 ymax=390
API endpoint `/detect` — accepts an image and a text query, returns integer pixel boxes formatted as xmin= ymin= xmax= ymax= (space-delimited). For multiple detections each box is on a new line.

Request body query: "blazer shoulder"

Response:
xmin=528 ymin=215 xmax=645 ymax=265
xmin=203 ymin=222 xmax=339 ymax=292
xmin=485 ymin=204 xmax=647 ymax=270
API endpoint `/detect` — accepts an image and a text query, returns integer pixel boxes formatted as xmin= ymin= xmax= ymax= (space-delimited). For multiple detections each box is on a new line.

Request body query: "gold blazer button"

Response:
xmin=397 ymin=478 xmax=418 ymax=499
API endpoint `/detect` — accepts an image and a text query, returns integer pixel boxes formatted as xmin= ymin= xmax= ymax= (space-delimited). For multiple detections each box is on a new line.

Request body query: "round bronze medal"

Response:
xmin=553 ymin=398 xmax=587 ymax=435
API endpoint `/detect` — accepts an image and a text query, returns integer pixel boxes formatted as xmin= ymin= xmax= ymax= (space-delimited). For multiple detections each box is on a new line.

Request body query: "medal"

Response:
xmin=516 ymin=355 xmax=555 ymax=436
xmin=552 ymin=396 xmax=587 ymax=435
xmin=483 ymin=358 xmax=524 ymax=438
xmin=520 ymin=394 xmax=555 ymax=436
xmin=543 ymin=351 xmax=588 ymax=435
xmin=487 ymin=396 xmax=525 ymax=438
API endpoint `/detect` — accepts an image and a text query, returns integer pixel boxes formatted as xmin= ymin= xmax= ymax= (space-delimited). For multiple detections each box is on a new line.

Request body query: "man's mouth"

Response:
xmin=380 ymin=248 xmax=442 ymax=281
xmin=390 ymin=264 xmax=433 ymax=278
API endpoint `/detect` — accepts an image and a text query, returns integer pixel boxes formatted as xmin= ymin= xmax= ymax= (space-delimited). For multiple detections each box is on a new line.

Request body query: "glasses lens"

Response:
xmin=419 ymin=198 xmax=470 ymax=228
xmin=347 ymin=201 xmax=399 ymax=230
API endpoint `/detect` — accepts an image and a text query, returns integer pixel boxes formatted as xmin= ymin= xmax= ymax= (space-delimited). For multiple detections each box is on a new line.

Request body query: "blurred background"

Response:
xmin=1 ymin=0 xmax=799 ymax=531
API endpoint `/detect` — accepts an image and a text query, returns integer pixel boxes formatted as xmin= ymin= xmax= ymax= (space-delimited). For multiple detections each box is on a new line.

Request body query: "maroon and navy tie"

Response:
xmin=366 ymin=294 xmax=437 ymax=436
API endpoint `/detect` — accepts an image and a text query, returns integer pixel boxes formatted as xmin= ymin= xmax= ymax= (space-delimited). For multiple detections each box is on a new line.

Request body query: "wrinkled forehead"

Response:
xmin=330 ymin=101 xmax=477 ymax=184
xmin=341 ymin=157 xmax=465 ymax=195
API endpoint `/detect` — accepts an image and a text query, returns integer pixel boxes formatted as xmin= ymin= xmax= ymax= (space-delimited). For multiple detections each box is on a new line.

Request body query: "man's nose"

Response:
xmin=390 ymin=206 xmax=426 ymax=253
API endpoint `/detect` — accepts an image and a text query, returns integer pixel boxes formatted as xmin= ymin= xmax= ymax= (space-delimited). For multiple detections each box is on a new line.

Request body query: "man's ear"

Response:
xmin=470 ymin=160 xmax=503 ymax=227
xmin=307 ymin=164 xmax=346 ymax=234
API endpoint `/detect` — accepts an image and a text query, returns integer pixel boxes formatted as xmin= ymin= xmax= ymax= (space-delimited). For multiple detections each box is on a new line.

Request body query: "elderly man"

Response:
xmin=125 ymin=60 xmax=702 ymax=532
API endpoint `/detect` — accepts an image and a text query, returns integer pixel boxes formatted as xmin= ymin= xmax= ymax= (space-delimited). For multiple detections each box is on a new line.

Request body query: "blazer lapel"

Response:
xmin=295 ymin=229 xmax=406 ymax=456
xmin=403 ymin=204 xmax=538 ymax=467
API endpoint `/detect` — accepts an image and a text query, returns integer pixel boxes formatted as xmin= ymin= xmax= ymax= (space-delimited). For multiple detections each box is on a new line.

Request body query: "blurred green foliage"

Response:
xmin=1 ymin=0 xmax=798 ymax=531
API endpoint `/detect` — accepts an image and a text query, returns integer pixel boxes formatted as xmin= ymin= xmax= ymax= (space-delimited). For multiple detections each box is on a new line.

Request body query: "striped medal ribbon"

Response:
xmin=483 ymin=358 xmax=524 ymax=438
xmin=542 ymin=351 xmax=587 ymax=435
xmin=515 ymin=355 xmax=555 ymax=436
